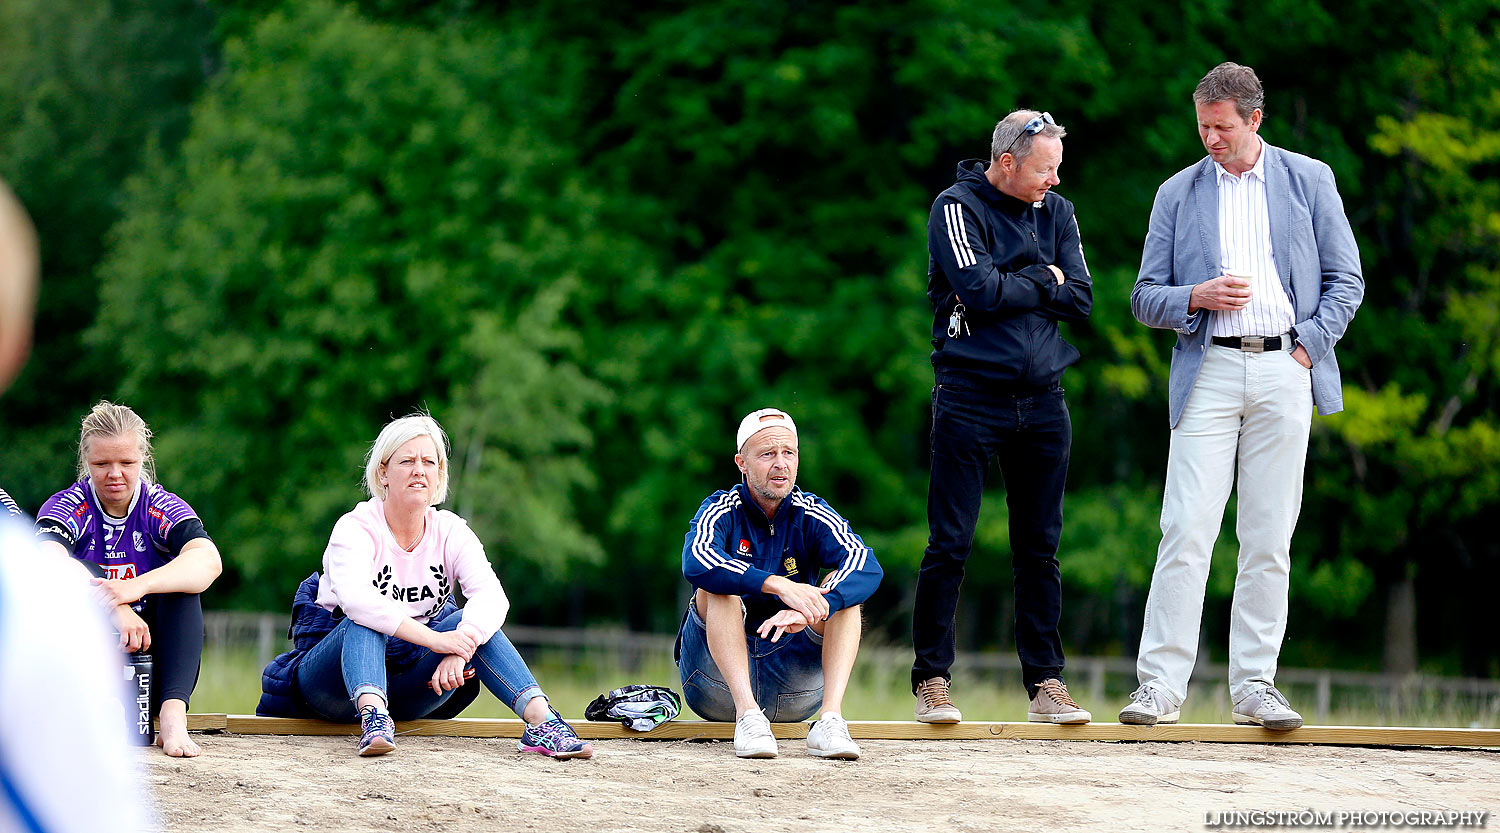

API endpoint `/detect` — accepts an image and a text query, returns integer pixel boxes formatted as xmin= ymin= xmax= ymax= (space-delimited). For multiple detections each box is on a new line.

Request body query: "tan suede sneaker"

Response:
xmin=1027 ymin=678 xmax=1091 ymax=724
xmin=914 ymin=677 xmax=962 ymax=723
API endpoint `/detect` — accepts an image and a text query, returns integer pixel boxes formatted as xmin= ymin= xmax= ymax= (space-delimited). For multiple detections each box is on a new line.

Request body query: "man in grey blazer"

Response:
xmin=1121 ymin=63 xmax=1363 ymax=730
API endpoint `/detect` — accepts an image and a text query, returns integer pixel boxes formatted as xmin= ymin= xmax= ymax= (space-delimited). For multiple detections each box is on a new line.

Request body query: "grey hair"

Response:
xmin=1193 ymin=62 xmax=1264 ymax=122
xmin=77 ymin=401 xmax=155 ymax=483
xmin=990 ymin=109 xmax=1067 ymax=164
xmin=364 ymin=412 xmax=450 ymax=505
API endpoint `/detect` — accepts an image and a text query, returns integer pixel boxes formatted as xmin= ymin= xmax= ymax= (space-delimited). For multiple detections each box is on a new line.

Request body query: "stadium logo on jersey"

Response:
xmin=133 ymin=530 xmax=146 ymax=552
xmin=37 ymin=522 xmax=71 ymax=542
xmin=737 ymin=539 xmax=751 ymax=557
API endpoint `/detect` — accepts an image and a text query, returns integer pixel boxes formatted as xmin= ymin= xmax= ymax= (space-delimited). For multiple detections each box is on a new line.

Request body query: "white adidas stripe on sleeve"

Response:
xmin=943 ymin=202 xmax=977 ymax=269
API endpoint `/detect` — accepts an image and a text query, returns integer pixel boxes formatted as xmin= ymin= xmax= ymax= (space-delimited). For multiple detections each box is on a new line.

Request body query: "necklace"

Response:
xmin=384 ymin=508 xmax=426 ymax=552
xmin=395 ymin=526 xmax=423 ymax=551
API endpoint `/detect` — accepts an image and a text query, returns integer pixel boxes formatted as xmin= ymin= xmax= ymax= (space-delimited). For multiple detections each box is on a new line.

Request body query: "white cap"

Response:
xmin=736 ymin=408 xmax=797 ymax=453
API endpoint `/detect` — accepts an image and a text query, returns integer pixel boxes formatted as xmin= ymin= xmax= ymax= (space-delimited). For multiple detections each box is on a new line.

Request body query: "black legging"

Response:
xmin=138 ymin=592 xmax=204 ymax=712
xmin=80 ymin=560 xmax=203 ymax=712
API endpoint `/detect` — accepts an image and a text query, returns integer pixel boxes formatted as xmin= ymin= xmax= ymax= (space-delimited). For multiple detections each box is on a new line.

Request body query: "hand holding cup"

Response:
xmin=1190 ymin=272 xmax=1253 ymax=312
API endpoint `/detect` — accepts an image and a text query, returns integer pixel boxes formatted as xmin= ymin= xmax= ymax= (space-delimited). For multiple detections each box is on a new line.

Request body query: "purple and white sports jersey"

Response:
xmin=36 ymin=478 xmax=200 ymax=583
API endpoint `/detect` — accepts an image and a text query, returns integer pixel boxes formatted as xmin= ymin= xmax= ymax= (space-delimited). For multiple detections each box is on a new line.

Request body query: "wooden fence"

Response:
xmin=204 ymin=611 xmax=1500 ymax=726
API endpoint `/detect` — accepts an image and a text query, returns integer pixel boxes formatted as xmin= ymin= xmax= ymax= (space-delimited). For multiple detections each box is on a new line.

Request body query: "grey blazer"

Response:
xmin=1131 ymin=141 xmax=1364 ymax=427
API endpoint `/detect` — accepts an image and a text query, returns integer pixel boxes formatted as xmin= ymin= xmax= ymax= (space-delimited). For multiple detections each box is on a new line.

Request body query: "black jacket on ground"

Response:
xmin=926 ymin=159 xmax=1092 ymax=386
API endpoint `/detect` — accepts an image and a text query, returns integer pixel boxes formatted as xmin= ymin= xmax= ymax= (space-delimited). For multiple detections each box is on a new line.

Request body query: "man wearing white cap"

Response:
xmin=677 ymin=408 xmax=883 ymax=760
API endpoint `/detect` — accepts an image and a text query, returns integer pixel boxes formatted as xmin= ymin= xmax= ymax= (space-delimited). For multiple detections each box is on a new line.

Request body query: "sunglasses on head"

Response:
xmin=1000 ymin=112 xmax=1055 ymax=158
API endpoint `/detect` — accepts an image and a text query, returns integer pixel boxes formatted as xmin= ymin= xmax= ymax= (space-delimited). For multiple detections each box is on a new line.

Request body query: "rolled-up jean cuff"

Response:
xmin=351 ymin=683 xmax=387 ymax=706
xmin=512 ymin=685 xmax=546 ymax=716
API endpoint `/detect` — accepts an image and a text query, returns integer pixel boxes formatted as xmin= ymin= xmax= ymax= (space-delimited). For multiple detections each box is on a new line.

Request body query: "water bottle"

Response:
xmin=123 ymin=652 xmax=154 ymax=746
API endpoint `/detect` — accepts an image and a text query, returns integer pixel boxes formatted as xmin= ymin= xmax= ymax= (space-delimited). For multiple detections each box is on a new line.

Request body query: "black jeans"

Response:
xmin=912 ymin=375 xmax=1071 ymax=694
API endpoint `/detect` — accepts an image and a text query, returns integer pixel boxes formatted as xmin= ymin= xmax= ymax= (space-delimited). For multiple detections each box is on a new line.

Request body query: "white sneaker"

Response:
xmin=1118 ymin=685 xmax=1181 ymax=726
xmin=1233 ymin=686 xmax=1303 ymax=730
xmin=734 ymin=709 xmax=777 ymax=758
xmin=806 ymin=714 xmax=860 ymax=760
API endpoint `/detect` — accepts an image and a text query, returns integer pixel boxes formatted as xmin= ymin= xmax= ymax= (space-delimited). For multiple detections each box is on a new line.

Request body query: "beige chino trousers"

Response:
xmin=1136 ymin=344 xmax=1314 ymax=706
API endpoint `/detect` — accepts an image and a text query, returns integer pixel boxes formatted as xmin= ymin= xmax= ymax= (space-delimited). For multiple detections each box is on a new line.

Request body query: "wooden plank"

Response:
xmin=207 ymin=715 xmax=1500 ymax=748
xmin=184 ymin=713 xmax=228 ymax=731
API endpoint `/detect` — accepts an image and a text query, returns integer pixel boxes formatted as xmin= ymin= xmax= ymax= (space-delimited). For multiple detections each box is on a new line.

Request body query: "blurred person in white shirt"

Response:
xmin=0 ymin=178 xmax=153 ymax=833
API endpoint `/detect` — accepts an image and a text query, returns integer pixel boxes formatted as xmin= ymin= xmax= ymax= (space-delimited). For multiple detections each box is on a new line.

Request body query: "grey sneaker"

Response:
xmin=914 ymin=677 xmax=962 ymax=723
xmin=806 ymin=714 xmax=860 ymax=760
xmin=1027 ymin=678 xmax=1091 ymax=724
xmin=1118 ymin=685 xmax=1180 ymax=726
xmin=734 ymin=709 xmax=777 ymax=758
xmin=1233 ymin=685 xmax=1303 ymax=730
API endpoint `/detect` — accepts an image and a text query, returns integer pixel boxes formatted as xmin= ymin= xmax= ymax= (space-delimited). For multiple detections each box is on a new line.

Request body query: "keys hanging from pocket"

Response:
xmin=947 ymin=303 xmax=970 ymax=338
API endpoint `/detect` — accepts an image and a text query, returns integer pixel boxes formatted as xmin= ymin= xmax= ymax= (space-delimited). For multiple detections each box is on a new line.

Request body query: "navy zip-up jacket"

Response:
xmin=927 ymin=159 xmax=1093 ymax=386
xmin=682 ymin=483 xmax=882 ymax=632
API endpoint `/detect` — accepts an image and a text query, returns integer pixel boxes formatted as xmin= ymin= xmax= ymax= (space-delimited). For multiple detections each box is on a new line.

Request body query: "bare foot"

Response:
xmin=155 ymin=729 xmax=202 ymax=757
xmin=156 ymin=700 xmax=202 ymax=757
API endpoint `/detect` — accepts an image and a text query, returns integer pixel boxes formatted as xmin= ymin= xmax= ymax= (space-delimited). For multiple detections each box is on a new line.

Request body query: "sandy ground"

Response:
xmin=143 ymin=734 xmax=1500 ymax=833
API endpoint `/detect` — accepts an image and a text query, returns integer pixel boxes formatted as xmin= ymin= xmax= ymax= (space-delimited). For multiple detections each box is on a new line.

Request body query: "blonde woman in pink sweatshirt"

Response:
xmin=286 ymin=414 xmax=592 ymax=758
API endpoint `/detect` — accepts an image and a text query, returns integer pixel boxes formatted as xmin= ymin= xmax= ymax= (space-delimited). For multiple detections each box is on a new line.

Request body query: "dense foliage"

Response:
xmin=2 ymin=0 xmax=1495 ymax=675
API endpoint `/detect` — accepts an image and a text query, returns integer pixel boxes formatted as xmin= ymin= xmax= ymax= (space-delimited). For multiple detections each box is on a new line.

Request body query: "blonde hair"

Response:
xmin=77 ymin=401 xmax=155 ymax=482
xmin=364 ymin=413 xmax=450 ymax=505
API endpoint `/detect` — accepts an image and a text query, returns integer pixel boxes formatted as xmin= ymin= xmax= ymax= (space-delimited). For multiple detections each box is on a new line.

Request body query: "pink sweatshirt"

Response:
xmin=315 ymin=499 xmax=509 ymax=642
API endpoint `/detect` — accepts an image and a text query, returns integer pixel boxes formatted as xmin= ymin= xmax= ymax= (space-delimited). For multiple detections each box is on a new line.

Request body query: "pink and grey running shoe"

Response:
xmin=357 ymin=705 xmax=395 ymax=757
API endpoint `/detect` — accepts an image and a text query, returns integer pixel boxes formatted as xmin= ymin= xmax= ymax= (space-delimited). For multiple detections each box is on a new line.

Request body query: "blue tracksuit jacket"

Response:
xmin=681 ymin=483 xmax=882 ymax=631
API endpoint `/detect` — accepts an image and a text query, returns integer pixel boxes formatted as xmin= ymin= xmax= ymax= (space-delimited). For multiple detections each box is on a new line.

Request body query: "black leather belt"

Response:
xmin=1211 ymin=334 xmax=1291 ymax=352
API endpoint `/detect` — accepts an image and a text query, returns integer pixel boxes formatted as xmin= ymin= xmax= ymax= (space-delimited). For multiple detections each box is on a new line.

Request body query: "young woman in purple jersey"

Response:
xmin=36 ymin=401 xmax=223 ymax=757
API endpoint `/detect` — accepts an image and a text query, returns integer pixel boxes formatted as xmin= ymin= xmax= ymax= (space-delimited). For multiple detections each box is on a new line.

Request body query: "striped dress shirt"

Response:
xmin=1212 ymin=137 xmax=1295 ymax=339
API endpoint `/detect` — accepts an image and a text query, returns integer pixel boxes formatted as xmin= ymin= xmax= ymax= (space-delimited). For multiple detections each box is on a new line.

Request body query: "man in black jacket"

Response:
xmin=912 ymin=110 xmax=1094 ymax=724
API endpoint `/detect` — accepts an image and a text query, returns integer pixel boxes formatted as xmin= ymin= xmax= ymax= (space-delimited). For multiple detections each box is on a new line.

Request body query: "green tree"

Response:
xmin=1323 ymin=0 xmax=1500 ymax=675
xmin=0 ymin=0 xmax=214 ymax=509
xmin=19 ymin=0 xmax=1493 ymax=677
xmin=537 ymin=0 xmax=1145 ymax=633
xmin=94 ymin=2 xmax=621 ymax=608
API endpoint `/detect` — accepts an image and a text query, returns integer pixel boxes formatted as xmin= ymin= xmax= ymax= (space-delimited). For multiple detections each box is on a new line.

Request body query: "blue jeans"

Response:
xmin=912 ymin=375 xmax=1072 ymax=694
xmin=676 ymin=598 xmax=824 ymax=722
xmin=295 ymin=608 xmax=545 ymax=722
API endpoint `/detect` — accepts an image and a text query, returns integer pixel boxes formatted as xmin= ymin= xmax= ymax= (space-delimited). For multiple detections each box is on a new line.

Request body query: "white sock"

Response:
xmin=737 ymin=707 xmax=762 ymax=720
xmin=819 ymin=711 xmax=842 ymax=722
